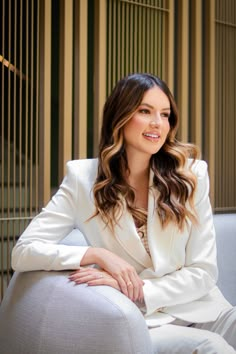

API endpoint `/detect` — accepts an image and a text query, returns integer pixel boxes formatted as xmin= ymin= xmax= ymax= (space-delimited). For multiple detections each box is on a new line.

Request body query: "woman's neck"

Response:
xmin=126 ymin=162 xmax=150 ymax=211
xmin=127 ymin=168 xmax=149 ymax=185
xmin=126 ymin=156 xmax=150 ymax=182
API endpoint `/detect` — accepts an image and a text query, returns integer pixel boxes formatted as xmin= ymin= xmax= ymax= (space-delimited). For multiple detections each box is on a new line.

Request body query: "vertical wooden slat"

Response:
xmin=7 ymin=0 xmax=11 ymax=284
xmin=133 ymin=1 xmax=137 ymax=73
xmin=93 ymin=0 xmax=107 ymax=155
xmin=160 ymin=0 xmax=164 ymax=76
xmin=204 ymin=0 xmax=215 ymax=205
xmin=127 ymin=1 xmax=130 ymax=74
xmin=1 ymin=0 xmax=5 ymax=300
xmin=224 ymin=3 xmax=228 ymax=207
xmin=117 ymin=1 xmax=121 ymax=80
xmin=222 ymin=2 xmax=226 ymax=207
xmin=59 ymin=0 xmax=73 ymax=180
xmin=167 ymin=0 xmax=174 ymax=91
xmin=35 ymin=0 xmax=40 ymax=213
xmin=107 ymin=0 xmax=112 ymax=94
xmin=149 ymin=0 xmax=153 ymax=73
xmin=229 ymin=0 xmax=235 ymax=208
xmin=142 ymin=3 xmax=146 ymax=72
xmin=19 ymin=0 xmax=23 ymax=221
xmin=137 ymin=1 xmax=143 ymax=71
xmin=160 ymin=0 xmax=163 ymax=76
xmin=154 ymin=1 xmax=157 ymax=75
xmin=39 ymin=0 xmax=51 ymax=207
xmin=125 ymin=2 xmax=129 ymax=75
xmin=146 ymin=2 xmax=150 ymax=72
xmin=215 ymin=0 xmax=221 ymax=208
xmin=158 ymin=2 xmax=162 ymax=75
xmin=177 ymin=0 xmax=189 ymax=143
xmin=13 ymin=0 xmax=17 ymax=245
xmin=129 ymin=3 xmax=133 ymax=74
xmin=30 ymin=0 xmax=34 ymax=214
xmin=221 ymin=0 xmax=235 ymax=210
xmin=25 ymin=0 xmax=29 ymax=226
xmin=127 ymin=2 xmax=130 ymax=74
xmin=191 ymin=0 xmax=202 ymax=150
xmin=121 ymin=1 xmax=125 ymax=79
xmin=112 ymin=1 xmax=117 ymax=85
xmin=74 ymin=0 xmax=88 ymax=159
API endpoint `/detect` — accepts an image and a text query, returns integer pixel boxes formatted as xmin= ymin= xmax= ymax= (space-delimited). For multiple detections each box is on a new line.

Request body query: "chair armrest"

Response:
xmin=214 ymin=213 xmax=236 ymax=306
xmin=0 ymin=270 xmax=153 ymax=354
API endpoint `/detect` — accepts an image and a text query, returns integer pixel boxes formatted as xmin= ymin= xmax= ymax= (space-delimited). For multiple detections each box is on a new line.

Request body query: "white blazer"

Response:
xmin=12 ymin=158 xmax=232 ymax=327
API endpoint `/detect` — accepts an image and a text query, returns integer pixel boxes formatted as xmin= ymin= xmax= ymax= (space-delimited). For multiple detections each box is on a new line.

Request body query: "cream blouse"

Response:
xmin=137 ymin=223 xmax=150 ymax=256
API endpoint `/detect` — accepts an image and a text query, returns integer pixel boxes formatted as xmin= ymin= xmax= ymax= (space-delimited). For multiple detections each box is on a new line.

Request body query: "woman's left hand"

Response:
xmin=69 ymin=267 xmax=121 ymax=292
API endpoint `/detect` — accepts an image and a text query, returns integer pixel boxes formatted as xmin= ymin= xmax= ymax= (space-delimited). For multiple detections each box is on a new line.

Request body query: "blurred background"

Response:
xmin=1 ymin=0 xmax=235 ymax=300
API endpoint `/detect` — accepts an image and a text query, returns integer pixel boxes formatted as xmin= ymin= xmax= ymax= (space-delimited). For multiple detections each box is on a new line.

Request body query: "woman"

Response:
xmin=12 ymin=73 xmax=236 ymax=353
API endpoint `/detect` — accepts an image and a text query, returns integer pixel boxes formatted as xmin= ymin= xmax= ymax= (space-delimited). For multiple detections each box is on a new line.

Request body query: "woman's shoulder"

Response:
xmin=67 ymin=158 xmax=98 ymax=169
xmin=187 ymin=158 xmax=208 ymax=178
xmin=66 ymin=158 xmax=98 ymax=181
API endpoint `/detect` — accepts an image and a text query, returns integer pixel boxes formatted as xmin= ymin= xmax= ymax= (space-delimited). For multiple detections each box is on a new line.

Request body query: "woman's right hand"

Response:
xmin=80 ymin=247 xmax=144 ymax=302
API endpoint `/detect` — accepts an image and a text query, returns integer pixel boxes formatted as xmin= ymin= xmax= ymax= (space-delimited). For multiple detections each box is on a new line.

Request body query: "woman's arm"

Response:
xmin=11 ymin=161 xmax=90 ymax=272
xmin=11 ymin=160 xmax=144 ymax=301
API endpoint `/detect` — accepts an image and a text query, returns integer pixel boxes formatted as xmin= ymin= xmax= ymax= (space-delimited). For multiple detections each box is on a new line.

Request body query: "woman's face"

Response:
xmin=123 ymin=85 xmax=171 ymax=162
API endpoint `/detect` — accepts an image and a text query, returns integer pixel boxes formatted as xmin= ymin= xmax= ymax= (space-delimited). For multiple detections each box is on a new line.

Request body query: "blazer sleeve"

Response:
xmin=11 ymin=161 xmax=90 ymax=272
xmin=139 ymin=160 xmax=218 ymax=316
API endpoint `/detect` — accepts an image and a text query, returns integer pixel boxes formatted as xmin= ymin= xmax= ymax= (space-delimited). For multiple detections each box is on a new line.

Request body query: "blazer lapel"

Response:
xmin=147 ymin=171 xmax=178 ymax=275
xmin=114 ymin=206 xmax=153 ymax=268
xmin=113 ymin=169 xmax=158 ymax=269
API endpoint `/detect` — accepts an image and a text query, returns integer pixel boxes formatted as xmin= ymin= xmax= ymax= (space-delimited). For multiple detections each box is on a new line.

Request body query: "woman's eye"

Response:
xmin=139 ymin=108 xmax=150 ymax=114
xmin=161 ymin=113 xmax=170 ymax=119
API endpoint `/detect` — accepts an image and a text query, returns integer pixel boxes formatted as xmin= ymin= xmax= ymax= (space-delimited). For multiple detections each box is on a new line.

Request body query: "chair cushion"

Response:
xmin=214 ymin=213 xmax=236 ymax=306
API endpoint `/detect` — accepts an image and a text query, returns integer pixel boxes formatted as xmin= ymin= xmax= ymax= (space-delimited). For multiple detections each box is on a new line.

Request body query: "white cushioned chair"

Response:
xmin=0 ymin=213 xmax=235 ymax=353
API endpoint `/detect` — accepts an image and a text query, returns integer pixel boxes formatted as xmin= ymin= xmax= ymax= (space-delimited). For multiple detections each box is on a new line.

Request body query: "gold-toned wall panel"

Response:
xmin=106 ymin=0 xmax=172 ymax=95
xmin=74 ymin=0 xmax=88 ymax=159
xmin=1 ymin=0 xmax=235 ymax=303
xmin=0 ymin=0 xmax=41 ymax=300
xmin=93 ymin=0 xmax=107 ymax=155
xmin=215 ymin=0 xmax=236 ymax=211
xmin=58 ymin=0 xmax=73 ymax=181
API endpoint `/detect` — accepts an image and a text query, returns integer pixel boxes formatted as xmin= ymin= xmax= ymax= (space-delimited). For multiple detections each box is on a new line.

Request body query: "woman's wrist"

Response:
xmin=80 ymin=247 xmax=106 ymax=267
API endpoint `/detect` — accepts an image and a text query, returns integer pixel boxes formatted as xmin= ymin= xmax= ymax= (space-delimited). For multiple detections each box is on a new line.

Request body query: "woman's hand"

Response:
xmin=69 ymin=267 xmax=120 ymax=292
xmin=76 ymin=247 xmax=144 ymax=302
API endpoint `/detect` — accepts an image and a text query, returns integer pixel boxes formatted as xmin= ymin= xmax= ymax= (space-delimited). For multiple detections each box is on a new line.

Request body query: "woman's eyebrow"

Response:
xmin=140 ymin=102 xmax=170 ymax=111
xmin=162 ymin=108 xmax=171 ymax=111
xmin=139 ymin=103 xmax=154 ymax=108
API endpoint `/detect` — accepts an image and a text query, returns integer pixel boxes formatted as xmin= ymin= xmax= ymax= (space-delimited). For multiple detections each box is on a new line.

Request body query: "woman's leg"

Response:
xmin=149 ymin=322 xmax=235 ymax=354
xmin=193 ymin=307 xmax=236 ymax=351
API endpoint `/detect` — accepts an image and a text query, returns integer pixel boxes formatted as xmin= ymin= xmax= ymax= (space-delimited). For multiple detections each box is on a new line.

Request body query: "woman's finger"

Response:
xmin=129 ymin=272 xmax=145 ymax=302
xmin=87 ymin=277 xmax=121 ymax=292
xmin=69 ymin=269 xmax=103 ymax=283
xmin=115 ymin=274 xmax=130 ymax=298
xmin=127 ymin=274 xmax=139 ymax=301
xmin=126 ymin=280 xmax=134 ymax=300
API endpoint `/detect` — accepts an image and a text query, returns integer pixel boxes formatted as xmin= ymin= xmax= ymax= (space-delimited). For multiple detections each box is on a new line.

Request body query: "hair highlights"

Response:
xmin=92 ymin=73 xmax=199 ymax=230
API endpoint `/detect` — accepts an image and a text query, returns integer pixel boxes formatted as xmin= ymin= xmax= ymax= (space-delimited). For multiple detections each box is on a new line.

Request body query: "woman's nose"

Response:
xmin=149 ymin=114 xmax=161 ymax=127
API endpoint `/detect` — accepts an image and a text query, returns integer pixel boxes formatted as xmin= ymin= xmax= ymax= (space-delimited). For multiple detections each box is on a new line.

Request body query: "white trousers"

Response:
xmin=149 ymin=307 xmax=236 ymax=354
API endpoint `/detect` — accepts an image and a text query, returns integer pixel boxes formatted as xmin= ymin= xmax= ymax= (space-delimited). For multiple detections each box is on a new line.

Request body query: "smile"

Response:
xmin=143 ymin=133 xmax=160 ymax=139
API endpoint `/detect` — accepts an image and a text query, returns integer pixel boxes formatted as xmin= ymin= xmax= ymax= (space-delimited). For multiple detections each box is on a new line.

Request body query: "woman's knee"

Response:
xmin=149 ymin=324 xmax=235 ymax=354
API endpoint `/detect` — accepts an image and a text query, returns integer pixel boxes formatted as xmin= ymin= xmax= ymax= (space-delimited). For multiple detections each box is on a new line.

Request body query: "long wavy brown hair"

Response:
xmin=92 ymin=73 xmax=199 ymax=230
